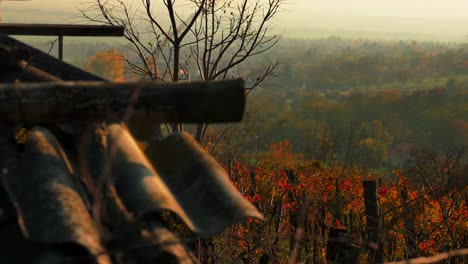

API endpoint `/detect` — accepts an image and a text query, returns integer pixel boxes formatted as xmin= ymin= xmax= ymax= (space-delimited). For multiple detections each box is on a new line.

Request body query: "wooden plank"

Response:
xmin=0 ymin=79 xmax=245 ymax=124
xmin=0 ymin=24 xmax=124 ymax=37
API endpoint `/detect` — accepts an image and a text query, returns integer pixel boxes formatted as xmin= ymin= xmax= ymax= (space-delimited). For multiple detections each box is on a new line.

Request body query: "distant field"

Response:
xmin=361 ymin=74 xmax=468 ymax=93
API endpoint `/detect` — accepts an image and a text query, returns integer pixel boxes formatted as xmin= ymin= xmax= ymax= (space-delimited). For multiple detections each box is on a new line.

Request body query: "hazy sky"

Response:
xmin=2 ymin=0 xmax=468 ymax=40
xmin=3 ymin=0 xmax=468 ymax=19
xmin=292 ymin=0 xmax=468 ymax=19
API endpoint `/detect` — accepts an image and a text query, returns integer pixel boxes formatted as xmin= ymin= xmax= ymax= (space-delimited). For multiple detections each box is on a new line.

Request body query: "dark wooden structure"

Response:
xmin=0 ymin=79 xmax=245 ymax=124
xmin=326 ymin=227 xmax=361 ymax=264
xmin=0 ymin=30 xmax=262 ymax=264
xmin=0 ymin=23 xmax=124 ymax=36
xmin=0 ymin=23 xmax=124 ymax=60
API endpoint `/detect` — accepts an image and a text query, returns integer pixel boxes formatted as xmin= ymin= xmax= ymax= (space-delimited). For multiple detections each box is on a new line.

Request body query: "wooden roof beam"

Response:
xmin=0 ymin=79 xmax=245 ymax=124
xmin=0 ymin=24 xmax=124 ymax=60
xmin=0 ymin=23 xmax=124 ymax=37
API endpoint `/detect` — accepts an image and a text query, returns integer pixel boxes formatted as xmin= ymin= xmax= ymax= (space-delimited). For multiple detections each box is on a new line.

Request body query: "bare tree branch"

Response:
xmin=79 ymin=0 xmax=284 ymax=141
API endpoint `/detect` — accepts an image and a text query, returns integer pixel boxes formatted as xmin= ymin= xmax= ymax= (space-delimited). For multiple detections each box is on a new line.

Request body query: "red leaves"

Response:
xmin=233 ymin=162 xmax=241 ymax=171
xmin=340 ymin=178 xmax=352 ymax=191
xmin=223 ymin=142 xmax=468 ymax=261
xmin=378 ymin=185 xmax=389 ymax=195
xmin=283 ymin=201 xmax=296 ymax=210
xmin=334 ymin=219 xmax=345 ymax=228
xmin=244 ymin=194 xmax=262 ymax=203
xmin=419 ymin=240 xmax=435 ymax=251
xmin=276 ymin=178 xmax=294 ymax=192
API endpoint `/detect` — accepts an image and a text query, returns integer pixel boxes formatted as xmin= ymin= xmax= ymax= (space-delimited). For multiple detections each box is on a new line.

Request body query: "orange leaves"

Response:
xmin=259 ymin=140 xmax=298 ymax=171
xmin=223 ymin=140 xmax=467 ymax=262
xmin=85 ymin=49 xmax=125 ymax=82
xmin=202 ymin=141 xmax=213 ymax=151
xmin=244 ymin=194 xmax=262 ymax=203
xmin=398 ymin=177 xmax=408 ymax=186
xmin=408 ymin=190 xmax=418 ymax=200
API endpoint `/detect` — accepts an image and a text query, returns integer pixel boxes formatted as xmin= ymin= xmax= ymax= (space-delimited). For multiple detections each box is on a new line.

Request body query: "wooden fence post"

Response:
xmin=335 ymin=177 xmax=343 ymax=225
xmin=400 ymin=186 xmax=416 ymax=259
xmin=285 ymin=170 xmax=304 ymax=262
xmin=363 ymin=180 xmax=383 ymax=264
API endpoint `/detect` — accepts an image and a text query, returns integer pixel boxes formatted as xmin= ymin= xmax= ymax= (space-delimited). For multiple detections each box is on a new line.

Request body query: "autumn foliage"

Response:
xmin=85 ymin=49 xmax=125 ymax=82
xmin=209 ymin=141 xmax=467 ymax=263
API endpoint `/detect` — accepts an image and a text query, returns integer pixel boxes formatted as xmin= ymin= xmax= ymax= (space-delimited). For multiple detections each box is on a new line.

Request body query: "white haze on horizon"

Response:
xmin=1 ymin=0 xmax=468 ymax=41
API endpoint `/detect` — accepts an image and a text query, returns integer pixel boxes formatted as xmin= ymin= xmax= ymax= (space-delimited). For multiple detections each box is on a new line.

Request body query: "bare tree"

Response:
xmin=79 ymin=0 xmax=284 ymax=142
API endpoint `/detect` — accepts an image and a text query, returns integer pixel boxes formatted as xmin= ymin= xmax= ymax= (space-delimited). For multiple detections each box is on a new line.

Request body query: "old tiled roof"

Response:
xmin=0 ymin=33 xmax=263 ymax=263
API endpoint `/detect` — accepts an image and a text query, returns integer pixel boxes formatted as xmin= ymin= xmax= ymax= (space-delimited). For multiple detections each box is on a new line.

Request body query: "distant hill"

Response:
xmin=280 ymin=26 xmax=443 ymax=42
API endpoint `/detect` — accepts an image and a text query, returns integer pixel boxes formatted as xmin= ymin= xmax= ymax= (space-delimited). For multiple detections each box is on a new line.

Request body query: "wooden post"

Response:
xmin=401 ymin=186 xmax=416 ymax=259
xmin=335 ymin=177 xmax=343 ymax=226
xmin=304 ymin=218 xmax=312 ymax=264
xmin=363 ymin=180 xmax=383 ymax=264
xmin=58 ymin=35 xmax=63 ymax=61
xmin=312 ymin=207 xmax=326 ymax=264
xmin=286 ymin=170 xmax=298 ymax=255
xmin=285 ymin=170 xmax=304 ymax=262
